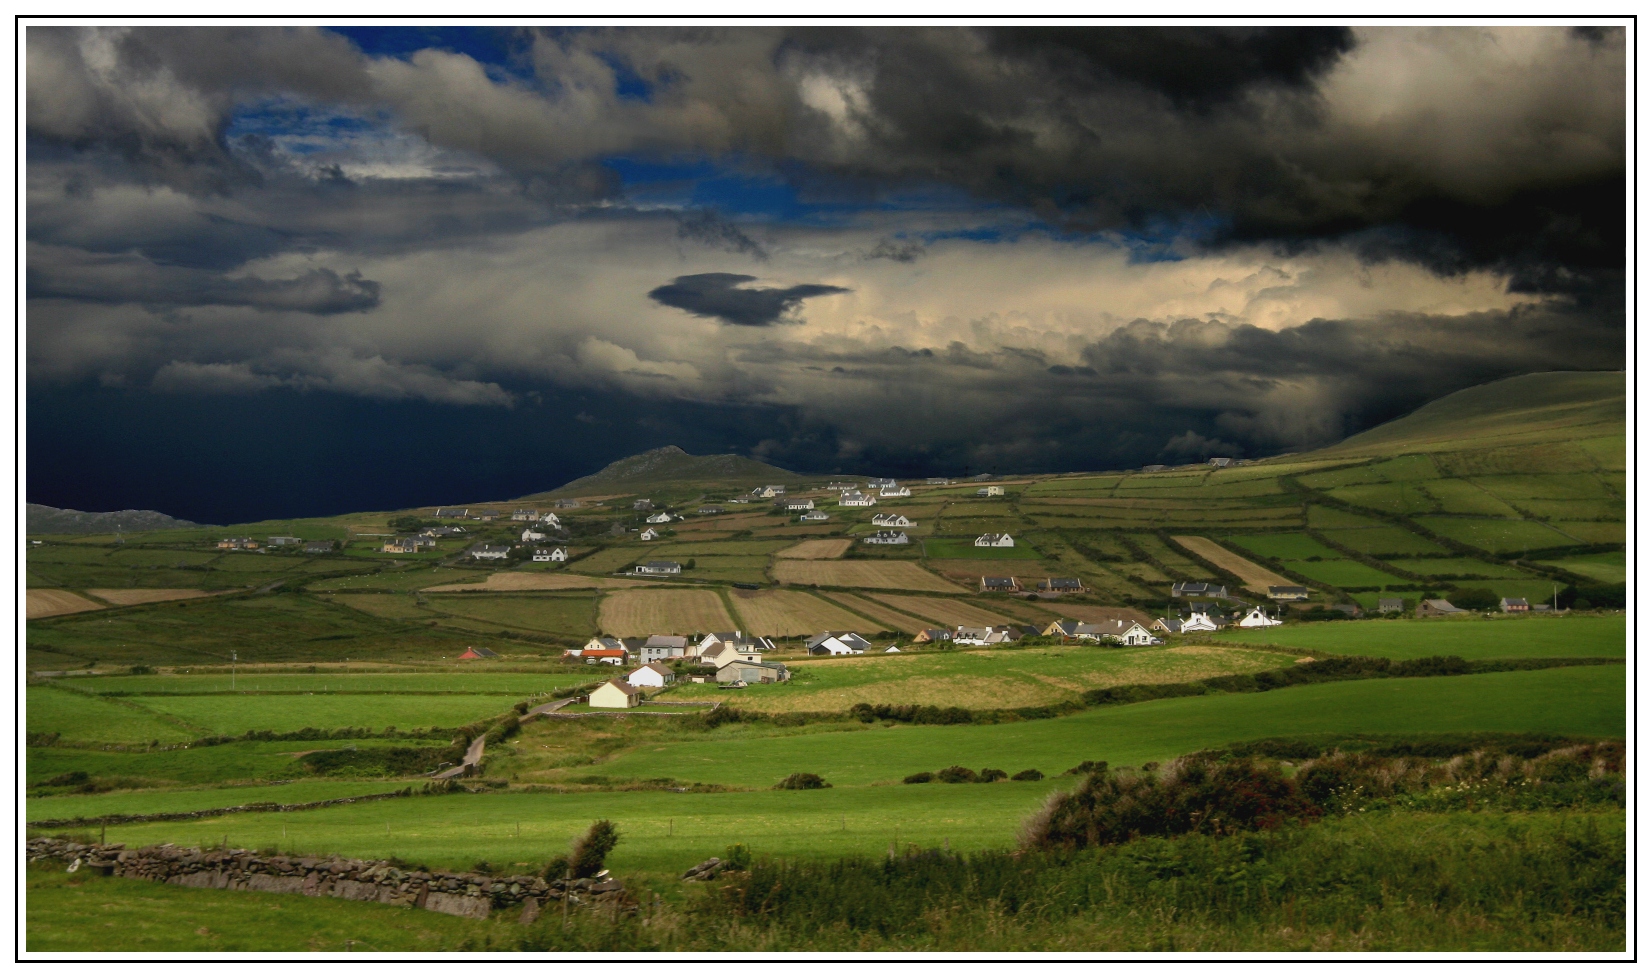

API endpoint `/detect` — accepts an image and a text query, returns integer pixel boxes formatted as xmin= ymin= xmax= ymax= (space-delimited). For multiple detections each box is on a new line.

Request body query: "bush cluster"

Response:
xmin=774 ymin=773 xmax=832 ymax=790
xmin=904 ymin=766 xmax=1018 ymax=784
xmin=850 ymin=703 xmax=975 ymax=725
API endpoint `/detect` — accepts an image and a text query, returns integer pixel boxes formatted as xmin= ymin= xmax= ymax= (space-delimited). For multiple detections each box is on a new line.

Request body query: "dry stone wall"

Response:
xmin=27 ymin=837 xmax=629 ymax=921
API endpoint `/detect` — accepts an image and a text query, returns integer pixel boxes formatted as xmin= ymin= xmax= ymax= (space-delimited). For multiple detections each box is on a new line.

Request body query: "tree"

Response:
xmin=1446 ymin=587 xmax=1499 ymax=611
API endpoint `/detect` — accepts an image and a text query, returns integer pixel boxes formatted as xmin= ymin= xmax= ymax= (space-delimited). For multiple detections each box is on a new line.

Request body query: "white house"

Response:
xmin=863 ymin=530 xmax=909 ymax=545
xmin=882 ymin=645 xmax=903 ymax=654
xmin=588 ymin=680 xmax=641 ymax=709
xmin=512 ymin=509 xmax=539 ymax=521
xmin=800 ymin=511 xmax=830 ymax=521
xmin=646 ymin=512 xmax=674 ymax=524
xmin=639 ymin=528 xmax=660 ymax=541
xmin=628 ymin=663 xmax=676 ymax=688
xmin=635 ymin=560 xmax=681 ymax=575
xmin=977 ymin=486 xmax=1004 ymax=497
xmin=752 ymin=485 xmax=787 ymax=498
xmin=694 ymin=631 xmax=744 ymax=656
xmin=1181 ymin=612 xmax=1221 ymax=631
xmin=538 ymin=512 xmax=562 ymax=526
xmin=867 ymin=478 xmax=898 ymax=490
xmin=952 ymin=625 xmax=1021 ymax=646
xmin=1238 ymin=607 xmax=1283 ymax=628
xmin=878 ymin=486 xmax=912 ymax=497
xmin=839 ymin=491 xmax=875 ymax=507
xmin=470 ymin=544 xmax=511 ymax=560
xmin=975 ymin=533 xmax=1015 ymax=547
xmin=521 ymin=527 xmax=547 ymax=543
xmin=1078 ymin=620 xmax=1159 ymax=646
xmin=805 ymin=632 xmax=871 ymax=656
xmin=710 ymin=646 xmax=764 ymax=669
xmin=872 ymin=513 xmax=915 ymax=527
xmin=785 ymin=499 xmax=816 ymax=511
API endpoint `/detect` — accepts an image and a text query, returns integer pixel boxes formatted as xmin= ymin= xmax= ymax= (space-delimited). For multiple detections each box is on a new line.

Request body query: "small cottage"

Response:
xmin=975 ymin=532 xmax=1014 ymax=547
xmin=588 ymin=680 xmax=641 ymax=709
xmin=458 ymin=646 xmax=498 ymax=660
xmin=627 ymin=663 xmax=676 ymax=688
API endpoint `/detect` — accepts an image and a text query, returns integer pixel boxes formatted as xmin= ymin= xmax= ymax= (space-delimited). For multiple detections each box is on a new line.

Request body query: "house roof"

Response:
xmin=981 ymin=576 xmax=1017 ymax=587
xmin=462 ymin=646 xmax=498 ymax=658
xmin=599 ymin=680 xmax=640 ymax=695
xmin=633 ymin=663 xmax=675 ymax=677
xmin=644 ymin=634 xmax=688 ymax=647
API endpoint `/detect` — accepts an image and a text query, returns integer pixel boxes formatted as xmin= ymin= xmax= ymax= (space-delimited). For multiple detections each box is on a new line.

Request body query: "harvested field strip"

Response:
xmin=775 ymin=539 xmax=853 ymax=559
xmin=423 ymin=573 xmax=657 ymax=592
xmin=770 ymin=560 xmax=964 ymax=592
xmin=727 ymin=590 xmax=883 ymax=637
xmin=85 ymin=589 xmax=222 ymax=606
xmin=27 ymin=590 xmax=107 ymax=618
xmin=598 ymin=589 xmax=736 ymax=636
xmin=872 ymin=594 xmax=1017 ymax=628
xmin=830 ymin=594 xmax=936 ymax=634
xmin=1170 ymin=536 xmax=1296 ymax=590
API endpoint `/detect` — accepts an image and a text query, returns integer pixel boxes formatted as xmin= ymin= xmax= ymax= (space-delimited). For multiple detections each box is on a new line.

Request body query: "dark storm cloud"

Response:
xmin=29 ymin=247 xmax=381 ymax=313
xmin=675 ymin=209 xmax=769 ymax=259
xmin=648 ymin=273 xmax=849 ymax=326
xmin=866 ymin=237 xmax=925 ymax=262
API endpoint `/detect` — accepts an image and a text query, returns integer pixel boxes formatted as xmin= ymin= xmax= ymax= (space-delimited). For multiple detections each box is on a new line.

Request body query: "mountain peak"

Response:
xmin=542 ymin=446 xmax=798 ymax=496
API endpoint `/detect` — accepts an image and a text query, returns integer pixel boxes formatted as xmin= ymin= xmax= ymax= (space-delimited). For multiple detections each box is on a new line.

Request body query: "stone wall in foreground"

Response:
xmin=26 ymin=837 xmax=628 ymax=921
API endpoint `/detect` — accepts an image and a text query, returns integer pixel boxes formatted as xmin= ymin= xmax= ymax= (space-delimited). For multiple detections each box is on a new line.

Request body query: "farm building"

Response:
xmin=1268 ymin=585 xmax=1310 ymax=601
xmin=1079 ymin=620 xmax=1159 ymax=645
xmin=717 ymin=660 xmax=789 ymax=684
xmin=977 ymin=486 xmax=1004 ymax=497
xmin=1500 ymin=597 xmax=1532 ymax=613
xmin=422 ymin=526 xmax=465 ymax=537
xmin=458 ymin=646 xmax=498 ymax=660
xmin=640 ymin=635 xmax=690 ymax=663
xmin=303 ymin=540 xmax=336 ymax=553
xmin=980 ymin=576 xmax=1019 ymax=592
xmin=434 ymin=507 xmax=468 ymax=518
xmin=863 ymin=530 xmax=909 ymax=545
xmin=785 ymin=499 xmax=816 ymax=511
xmin=839 ymin=491 xmax=875 ymax=507
xmin=635 ymin=559 xmax=681 ymax=575
xmin=589 ymin=680 xmax=641 ymax=709
xmin=521 ymin=527 xmax=547 ymax=542
xmin=975 ymin=533 xmax=1015 ymax=547
xmin=1237 ymin=608 xmax=1283 ymax=628
xmin=555 ymin=498 xmax=581 ymax=509
xmin=872 ymin=513 xmax=915 ymax=527
xmin=268 ymin=535 xmax=301 ymax=547
xmin=628 ymin=663 xmax=676 ymax=687
xmin=698 ymin=505 xmax=726 ymax=515
xmin=634 ymin=499 xmax=654 ymax=510
xmin=639 ymin=529 xmax=660 ymax=541
xmin=1041 ymin=577 xmax=1083 ymax=593
xmin=1418 ymin=598 xmax=1468 ymax=617
xmin=1378 ymin=598 xmax=1407 ymax=614
xmin=913 ymin=627 xmax=953 ymax=643
xmin=800 ymin=511 xmax=830 ymax=521
xmin=1172 ymin=582 xmax=1230 ymax=600
xmin=1333 ymin=604 xmax=1364 ymax=618
xmin=879 ymin=486 xmax=912 ymax=497
xmin=512 ymin=509 xmax=539 ymax=521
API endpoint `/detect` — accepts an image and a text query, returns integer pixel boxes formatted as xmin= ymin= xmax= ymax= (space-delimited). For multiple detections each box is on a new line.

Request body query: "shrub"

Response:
xmin=1446 ymin=586 xmax=1499 ymax=611
xmin=722 ymin=844 xmax=752 ymax=872
xmin=1010 ymin=769 xmax=1044 ymax=781
xmin=978 ymin=768 xmax=1008 ymax=783
xmin=935 ymin=766 xmax=977 ymax=784
xmin=902 ymin=771 xmax=934 ymax=784
xmin=775 ymin=772 xmax=832 ymax=790
xmin=541 ymin=855 xmax=570 ymax=881
xmin=128 ymin=664 xmax=154 ymax=675
xmin=569 ymin=819 xmax=621 ymax=878
xmin=1064 ymin=760 xmax=1108 ymax=776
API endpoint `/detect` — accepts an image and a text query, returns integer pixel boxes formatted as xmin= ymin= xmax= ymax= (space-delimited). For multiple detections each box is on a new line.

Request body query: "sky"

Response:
xmin=26 ymin=24 xmax=1627 ymax=523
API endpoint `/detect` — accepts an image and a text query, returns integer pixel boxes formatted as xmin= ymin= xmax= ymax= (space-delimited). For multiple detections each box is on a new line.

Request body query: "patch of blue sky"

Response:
xmin=226 ymin=99 xmax=494 ymax=179
xmin=327 ymin=26 xmax=530 ymax=77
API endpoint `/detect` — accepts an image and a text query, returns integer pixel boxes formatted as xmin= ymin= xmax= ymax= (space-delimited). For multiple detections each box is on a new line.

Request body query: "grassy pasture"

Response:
xmin=1317 ymin=527 xmax=1449 ymax=556
xmin=86 ymin=588 xmax=224 ymax=607
xmin=658 ymin=645 xmax=1296 ymax=713
xmin=28 ymin=686 xmax=198 ymax=744
xmin=412 ymin=596 xmax=598 ymax=638
xmin=1123 ymin=535 xmax=1207 ymax=577
xmin=727 ymin=589 xmax=884 ymax=637
xmin=770 ymin=560 xmax=964 ymax=592
xmin=329 ymin=594 xmax=430 ymax=619
xmin=1418 ymin=479 xmax=1521 ymax=517
xmin=1307 ymin=505 xmax=1382 ymax=529
xmin=1415 ymin=518 xmax=1583 ymax=553
xmin=1279 ymin=559 xmax=1409 ymax=588
xmin=308 ymin=566 xmax=486 ymax=591
xmin=133 ymin=694 xmax=524 ymax=737
xmin=869 ymin=594 xmax=1020 ymax=628
xmin=425 ymin=573 xmax=651 ymax=592
xmin=1207 ymin=614 xmax=1623 ymax=660
xmin=598 ymin=589 xmax=737 ymax=636
xmin=1325 ymin=483 xmax=1432 ymax=515
xmin=1471 ymin=474 xmax=1617 ymax=499
xmin=1225 ymin=533 xmax=1342 ymax=561
xmin=590 ymin=665 xmax=1624 ymax=790
xmin=567 ymin=547 xmax=655 ymax=574
xmin=1388 ymin=557 xmax=1530 ymax=579
xmin=647 ymin=540 xmax=789 ymax=556
xmin=1536 ymin=551 xmax=1625 ymax=584
xmin=28 ymin=780 xmax=408 ymax=824
xmin=675 ymin=556 xmax=772 ymax=585
xmin=27 ymin=739 xmax=425 ymax=787
xmin=1517 ymin=499 xmax=1625 ymax=521
xmin=1549 ymin=522 xmax=1626 ymax=545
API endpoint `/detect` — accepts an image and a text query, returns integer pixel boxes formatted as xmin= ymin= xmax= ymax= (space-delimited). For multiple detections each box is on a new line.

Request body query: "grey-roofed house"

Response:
xmin=1378 ymin=598 xmax=1406 ymax=614
xmin=1173 ymin=582 xmax=1230 ymax=600
xmin=434 ymin=507 xmax=468 ymax=518
xmin=698 ymin=505 xmax=726 ymax=515
xmin=980 ymin=576 xmax=1018 ymax=592
xmin=1418 ymin=598 xmax=1467 ymax=617
xmin=1042 ymin=577 xmax=1083 ymax=592
xmin=640 ymin=635 xmax=689 ymax=663
xmin=512 ymin=509 xmax=539 ymax=521
xmin=268 ymin=535 xmax=301 ymax=547
xmin=863 ymin=530 xmax=909 ymax=545
xmin=717 ymin=660 xmax=789 ymax=684
xmin=635 ymin=560 xmax=682 ymax=575
xmin=1268 ymin=585 xmax=1310 ymax=601
xmin=303 ymin=540 xmax=337 ymax=554
xmin=800 ymin=511 xmax=830 ymax=521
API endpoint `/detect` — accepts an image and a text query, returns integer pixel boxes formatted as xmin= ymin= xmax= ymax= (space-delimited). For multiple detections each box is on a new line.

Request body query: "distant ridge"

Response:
xmin=542 ymin=446 xmax=800 ymax=496
xmin=27 ymin=503 xmax=197 ymax=535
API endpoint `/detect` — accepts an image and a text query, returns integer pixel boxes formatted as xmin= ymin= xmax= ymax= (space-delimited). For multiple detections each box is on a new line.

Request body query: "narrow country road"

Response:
xmin=430 ymin=696 xmax=578 ymax=779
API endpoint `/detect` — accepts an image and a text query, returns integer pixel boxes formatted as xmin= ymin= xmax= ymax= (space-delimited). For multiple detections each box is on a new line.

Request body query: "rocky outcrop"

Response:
xmin=681 ymin=856 xmax=724 ymax=881
xmin=27 ymin=837 xmax=630 ymax=920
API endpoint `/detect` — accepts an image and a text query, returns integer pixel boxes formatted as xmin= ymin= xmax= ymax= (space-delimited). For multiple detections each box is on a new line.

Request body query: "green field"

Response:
xmin=28 ymin=780 xmax=409 ymax=823
xmin=1225 ymin=533 xmax=1341 ymax=560
xmin=28 ymin=687 xmax=197 ymax=744
xmin=1207 ymin=615 xmax=1623 ymax=660
xmin=1415 ymin=517 xmax=1583 ymax=554
xmin=57 ymin=671 xmax=608 ymax=695
xmin=425 ymin=595 xmax=598 ymax=637
xmin=1316 ymin=526 xmax=1450 ymax=556
xmin=28 ymin=739 xmax=432 ymax=787
xmin=1389 ymin=557 xmax=1528 ymax=579
xmin=1279 ymin=559 xmax=1409 ymax=588
xmin=129 ymin=694 xmax=526 ymax=737
xmin=1538 ymin=551 xmax=1627 ymax=584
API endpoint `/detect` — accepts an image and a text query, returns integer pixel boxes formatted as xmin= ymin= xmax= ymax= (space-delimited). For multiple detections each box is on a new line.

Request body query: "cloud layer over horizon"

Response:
xmin=27 ymin=24 xmax=1626 ymax=519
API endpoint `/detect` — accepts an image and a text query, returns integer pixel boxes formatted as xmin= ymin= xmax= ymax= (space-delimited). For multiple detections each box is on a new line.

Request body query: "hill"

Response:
xmin=538 ymin=445 xmax=801 ymax=496
xmin=26 ymin=503 xmax=197 ymax=535
xmin=1309 ymin=371 xmax=1625 ymax=459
